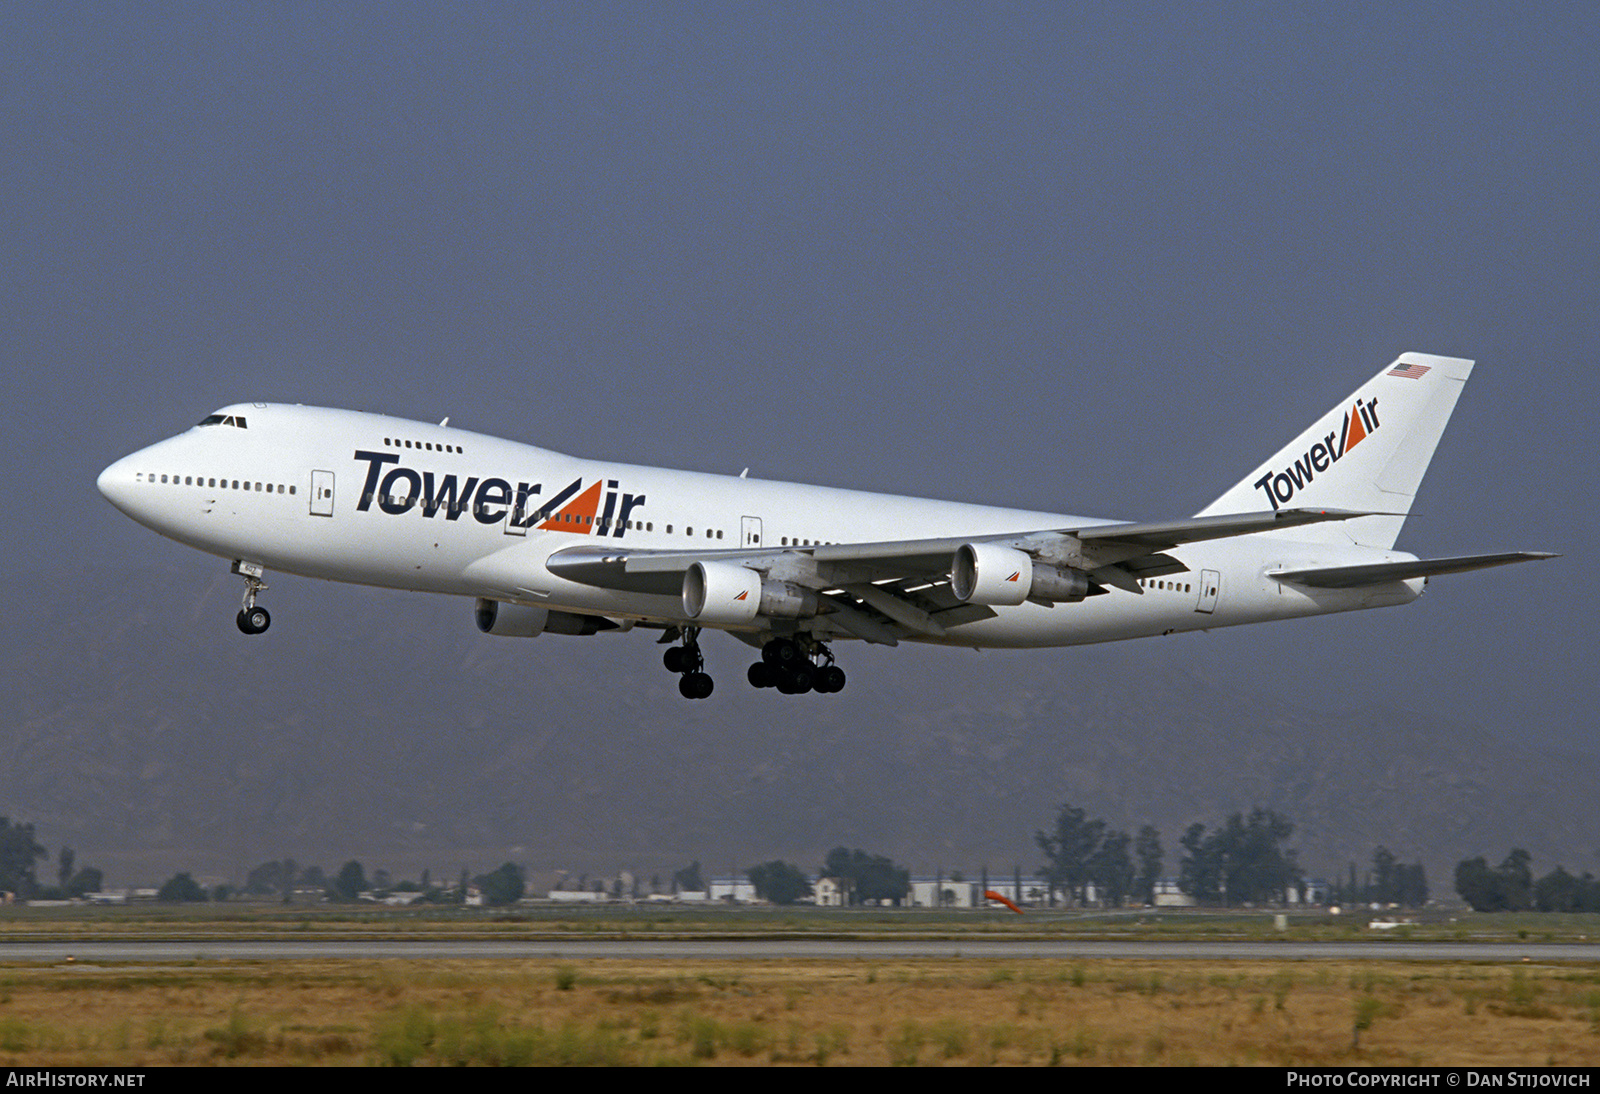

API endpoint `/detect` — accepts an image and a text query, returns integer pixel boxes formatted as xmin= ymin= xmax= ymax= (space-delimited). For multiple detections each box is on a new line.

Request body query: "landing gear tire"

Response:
xmin=236 ymin=607 xmax=271 ymax=635
xmin=232 ymin=561 xmax=271 ymax=635
xmin=666 ymin=628 xmax=712 ymax=699
xmin=762 ymin=638 xmax=802 ymax=666
xmin=776 ymin=665 xmax=813 ymax=694
xmin=679 ymin=672 xmax=714 ymax=700
xmin=755 ymin=637 xmax=847 ymax=694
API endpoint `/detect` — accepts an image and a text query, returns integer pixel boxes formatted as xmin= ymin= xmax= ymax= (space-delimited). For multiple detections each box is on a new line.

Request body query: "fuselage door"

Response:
xmin=741 ymin=516 xmax=763 ymax=548
xmin=504 ymin=490 xmax=528 ymax=536
xmin=310 ymin=470 xmax=335 ymax=517
xmin=1195 ymin=569 xmax=1221 ymax=614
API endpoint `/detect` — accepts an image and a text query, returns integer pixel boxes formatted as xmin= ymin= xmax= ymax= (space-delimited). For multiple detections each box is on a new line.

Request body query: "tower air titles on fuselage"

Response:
xmin=352 ymin=449 xmax=646 ymax=536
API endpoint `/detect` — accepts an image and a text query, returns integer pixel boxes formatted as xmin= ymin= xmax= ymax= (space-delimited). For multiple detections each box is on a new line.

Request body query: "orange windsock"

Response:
xmin=984 ymin=889 xmax=1024 ymax=915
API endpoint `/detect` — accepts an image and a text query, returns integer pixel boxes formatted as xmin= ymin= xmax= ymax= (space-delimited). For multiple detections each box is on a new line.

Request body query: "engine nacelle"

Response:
xmin=682 ymin=561 xmax=763 ymax=625
xmin=475 ymin=598 xmax=549 ymax=636
xmin=951 ymin=544 xmax=1090 ymax=605
xmin=1028 ymin=563 xmax=1090 ymax=603
xmin=951 ymin=543 xmax=1033 ymax=605
xmin=682 ymin=562 xmax=820 ymax=625
xmin=474 ymin=598 xmax=616 ymax=637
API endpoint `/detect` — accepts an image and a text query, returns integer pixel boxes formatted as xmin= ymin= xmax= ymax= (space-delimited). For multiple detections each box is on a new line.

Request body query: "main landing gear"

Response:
xmin=232 ymin=560 xmax=271 ymax=635
xmin=663 ymin=627 xmax=714 ymax=700
xmin=747 ymin=637 xmax=846 ymax=695
xmin=659 ymin=631 xmax=848 ymax=700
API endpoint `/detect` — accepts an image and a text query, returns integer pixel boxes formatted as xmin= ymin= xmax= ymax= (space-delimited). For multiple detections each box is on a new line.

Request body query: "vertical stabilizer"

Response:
xmin=1195 ymin=353 xmax=1473 ymax=548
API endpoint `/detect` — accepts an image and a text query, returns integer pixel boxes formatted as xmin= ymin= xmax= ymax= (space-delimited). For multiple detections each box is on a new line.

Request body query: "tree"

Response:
xmin=1088 ymin=829 xmax=1135 ymax=907
xmin=1371 ymin=846 xmax=1398 ymax=904
xmin=0 ymin=818 xmax=47 ymax=899
xmin=331 ymin=860 xmax=368 ymax=903
xmin=1178 ymin=822 xmax=1220 ymax=903
xmin=1499 ymin=849 xmax=1534 ymax=912
xmin=748 ymin=860 xmax=812 ymax=905
xmin=1225 ymin=808 xmax=1300 ymax=904
xmin=474 ymin=862 xmax=525 ymax=906
xmin=244 ymin=859 xmax=299 ymax=901
xmin=821 ymin=848 xmax=910 ymax=905
xmin=1035 ymin=804 xmax=1105 ymax=906
xmin=1534 ymin=866 xmax=1581 ymax=913
xmin=673 ymin=861 xmax=705 ymax=894
xmin=1454 ymin=856 xmax=1499 ymax=911
xmin=1395 ymin=862 xmax=1428 ymax=908
xmin=157 ymin=873 xmax=206 ymax=903
xmin=1176 ymin=810 xmax=1299 ymax=905
xmin=1455 ymin=850 xmax=1535 ymax=912
xmin=1134 ymin=825 xmax=1163 ymax=906
xmin=64 ymin=867 xmax=103 ymax=899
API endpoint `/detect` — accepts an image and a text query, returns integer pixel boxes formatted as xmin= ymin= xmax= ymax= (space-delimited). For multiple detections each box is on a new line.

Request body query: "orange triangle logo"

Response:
xmin=539 ymin=480 xmax=604 ymax=534
xmin=1345 ymin=402 xmax=1368 ymax=451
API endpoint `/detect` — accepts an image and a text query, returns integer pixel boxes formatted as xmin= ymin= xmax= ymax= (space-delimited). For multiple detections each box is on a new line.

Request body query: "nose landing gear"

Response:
xmin=232 ymin=560 xmax=271 ymax=635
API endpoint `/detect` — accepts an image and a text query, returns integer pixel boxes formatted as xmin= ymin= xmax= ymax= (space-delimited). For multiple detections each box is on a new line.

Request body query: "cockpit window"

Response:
xmin=197 ymin=414 xmax=248 ymax=428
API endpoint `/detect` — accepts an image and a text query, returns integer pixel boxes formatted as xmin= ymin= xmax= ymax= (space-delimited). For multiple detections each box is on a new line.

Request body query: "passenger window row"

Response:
xmin=384 ymin=437 xmax=463 ymax=454
xmin=137 ymin=472 xmax=295 ymax=495
xmin=1138 ymin=579 xmax=1192 ymax=592
xmin=661 ymin=525 xmax=726 ymax=540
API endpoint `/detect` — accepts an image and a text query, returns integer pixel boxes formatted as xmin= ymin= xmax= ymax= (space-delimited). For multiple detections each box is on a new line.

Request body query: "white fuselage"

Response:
xmin=97 ymin=402 xmax=1422 ymax=649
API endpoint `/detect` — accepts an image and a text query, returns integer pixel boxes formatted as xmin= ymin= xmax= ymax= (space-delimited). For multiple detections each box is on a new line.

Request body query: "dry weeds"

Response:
xmin=0 ymin=957 xmax=1597 ymax=1065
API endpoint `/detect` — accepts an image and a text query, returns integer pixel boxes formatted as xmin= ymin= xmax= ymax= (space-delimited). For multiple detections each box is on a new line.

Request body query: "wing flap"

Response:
xmin=1270 ymin=552 xmax=1557 ymax=589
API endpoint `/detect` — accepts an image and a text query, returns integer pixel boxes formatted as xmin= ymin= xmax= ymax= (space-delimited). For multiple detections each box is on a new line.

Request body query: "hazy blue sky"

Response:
xmin=4 ymin=4 xmax=1593 ymax=805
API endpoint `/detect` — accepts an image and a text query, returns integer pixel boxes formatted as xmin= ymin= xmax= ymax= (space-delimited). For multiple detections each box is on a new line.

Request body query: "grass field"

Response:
xmin=1 ymin=905 xmax=1597 ymax=1066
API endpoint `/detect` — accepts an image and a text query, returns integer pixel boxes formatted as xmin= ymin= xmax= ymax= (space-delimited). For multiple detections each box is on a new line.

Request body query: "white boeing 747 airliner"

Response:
xmin=98 ymin=353 xmax=1551 ymax=699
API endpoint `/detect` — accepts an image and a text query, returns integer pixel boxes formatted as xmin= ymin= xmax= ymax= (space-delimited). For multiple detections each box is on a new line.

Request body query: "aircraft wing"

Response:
xmin=543 ymin=507 xmax=1370 ymax=643
xmin=1269 ymin=551 xmax=1558 ymax=589
xmin=548 ymin=507 xmax=1365 ymax=590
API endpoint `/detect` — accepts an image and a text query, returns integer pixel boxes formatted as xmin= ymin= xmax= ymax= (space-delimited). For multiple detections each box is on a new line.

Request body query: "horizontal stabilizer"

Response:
xmin=1270 ymin=552 xmax=1557 ymax=589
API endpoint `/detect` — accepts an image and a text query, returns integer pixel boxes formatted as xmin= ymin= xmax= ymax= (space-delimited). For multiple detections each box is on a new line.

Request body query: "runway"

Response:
xmin=3 ymin=939 xmax=1596 ymax=962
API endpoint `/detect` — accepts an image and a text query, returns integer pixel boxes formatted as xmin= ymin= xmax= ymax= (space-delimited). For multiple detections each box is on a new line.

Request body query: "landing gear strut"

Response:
xmin=663 ymin=627 xmax=714 ymax=699
xmin=232 ymin=560 xmax=271 ymax=635
xmin=748 ymin=637 xmax=846 ymax=695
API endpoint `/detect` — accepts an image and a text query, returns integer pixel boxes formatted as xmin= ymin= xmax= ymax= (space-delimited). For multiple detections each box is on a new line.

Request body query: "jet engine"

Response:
xmin=682 ymin=561 xmax=820 ymax=625
xmin=474 ymin=598 xmax=613 ymax=637
xmin=951 ymin=543 xmax=1089 ymax=606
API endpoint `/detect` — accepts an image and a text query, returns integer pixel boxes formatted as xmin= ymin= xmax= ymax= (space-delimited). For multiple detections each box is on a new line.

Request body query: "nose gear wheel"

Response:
xmin=232 ymin=561 xmax=271 ymax=635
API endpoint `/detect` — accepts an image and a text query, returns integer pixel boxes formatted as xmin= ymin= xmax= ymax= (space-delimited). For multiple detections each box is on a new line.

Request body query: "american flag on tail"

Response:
xmin=1387 ymin=362 xmax=1431 ymax=379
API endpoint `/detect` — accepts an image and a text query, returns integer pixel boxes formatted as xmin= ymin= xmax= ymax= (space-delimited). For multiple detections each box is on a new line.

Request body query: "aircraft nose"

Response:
xmin=97 ymin=454 xmax=139 ymax=512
